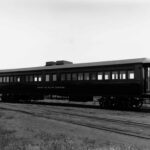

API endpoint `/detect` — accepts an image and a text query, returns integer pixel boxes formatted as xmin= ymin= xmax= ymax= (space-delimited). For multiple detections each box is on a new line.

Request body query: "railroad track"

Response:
xmin=16 ymin=104 xmax=150 ymax=129
xmin=42 ymin=109 xmax=150 ymax=128
xmin=0 ymin=104 xmax=150 ymax=140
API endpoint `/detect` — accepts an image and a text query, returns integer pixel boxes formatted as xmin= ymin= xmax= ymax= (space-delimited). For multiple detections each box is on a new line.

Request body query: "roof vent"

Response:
xmin=46 ymin=60 xmax=73 ymax=66
xmin=46 ymin=61 xmax=56 ymax=66
xmin=56 ymin=60 xmax=73 ymax=65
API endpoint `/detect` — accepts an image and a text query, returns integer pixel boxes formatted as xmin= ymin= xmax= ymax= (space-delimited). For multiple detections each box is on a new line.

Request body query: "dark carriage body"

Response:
xmin=0 ymin=58 xmax=150 ymax=109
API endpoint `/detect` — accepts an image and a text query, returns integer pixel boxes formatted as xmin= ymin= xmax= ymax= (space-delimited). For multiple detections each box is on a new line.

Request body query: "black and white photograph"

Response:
xmin=0 ymin=0 xmax=150 ymax=149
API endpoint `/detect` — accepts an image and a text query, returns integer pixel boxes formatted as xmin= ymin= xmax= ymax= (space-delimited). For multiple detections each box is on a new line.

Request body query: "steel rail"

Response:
xmin=41 ymin=109 xmax=150 ymax=129
xmin=4 ymin=103 xmax=150 ymax=129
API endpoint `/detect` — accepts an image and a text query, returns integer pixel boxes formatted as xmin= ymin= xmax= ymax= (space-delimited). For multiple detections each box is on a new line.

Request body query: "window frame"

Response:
xmin=104 ymin=72 xmax=110 ymax=80
xmin=91 ymin=72 xmax=97 ymax=80
xmin=34 ymin=76 xmax=38 ymax=82
xmin=128 ymin=70 xmax=135 ymax=80
xmin=29 ymin=75 xmax=34 ymax=82
xmin=72 ymin=73 xmax=77 ymax=81
xmin=6 ymin=76 xmax=9 ymax=83
xmin=17 ymin=77 xmax=21 ymax=82
xmin=66 ymin=73 xmax=71 ymax=81
xmin=0 ymin=77 xmax=3 ymax=83
xmin=84 ymin=72 xmax=90 ymax=80
xmin=38 ymin=75 xmax=42 ymax=82
xmin=3 ymin=77 xmax=6 ymax=83
xmin=52 ymin=74 xmax=57 ymax=81
xmin=10 ymin=76 xmax=13 ymax=83
xmin=112 ymin=71 xmax=119 ymax=80
xmin=61 ymin=73 xmax=66 ymax=81
xmin=119 ymin=71 xmax=126 ymax=80
xmin=97 ymin=72 xmax=103 ymax=80
xmin=45 ymin=74 xmax=50 ymax=82
xmin=25 ymin=76 xmax=29 ymax=82
xmin=78 ymin=73 xmax=83 ymax=81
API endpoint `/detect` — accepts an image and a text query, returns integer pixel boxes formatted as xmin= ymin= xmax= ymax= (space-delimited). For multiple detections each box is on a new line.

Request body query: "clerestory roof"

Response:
xmin=0 ymin=58 xmax=150 ymax=73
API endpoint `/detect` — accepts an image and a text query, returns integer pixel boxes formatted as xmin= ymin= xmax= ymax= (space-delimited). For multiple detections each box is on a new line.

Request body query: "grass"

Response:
xmin=0 ymin=127 xmax=148 ymax=150
xmin=0 ymin=127 xmax=30 ymax=150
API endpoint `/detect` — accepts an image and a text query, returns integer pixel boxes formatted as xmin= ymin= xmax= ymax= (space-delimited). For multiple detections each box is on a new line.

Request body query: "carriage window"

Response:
xmin=128 ymin=71 xmax=134 ymax=79
xmin=34 ymin=76 xmax=42 ymax=82
xmin=34 ymin=76 xmax=38 ymax=82
xmin=84 ymin=73 xmax=90 ymax=80
xmin=30 ymin=75 xmax=33 ymax=82
xmin=10 ymin=76 xmax=13 ymax=82
xmin=98 ymin=72 xmax=103 ymax=80
xmin=52 ymin=74 xmax=57 ymax=81
xmin=78 ymin=73 xmax=83 ymax=80
xmin=67 ymin=73 xmax=71 ymax=81
xmin=120 ymin=71 xmax=126 ymax=79
xmin=0 ymin=77 xmax=2 ymax=83
xmin=38 ymin=76 xmax=42 ymax=82
xmin=3 ymin=77 xmax=6 ymax=83
xmin=45 ymin=74 xmax=50 ymax=82
xmin=6 ymin=76 xmax=9 ymax=83
xmin=25 ymin=76 xmax=29 ymax=82
xmin=17 ymin=77 xmax=20 ymax=82
xmin=104 ymin=72 xmax=110 ymax=80
xmin=2 ymin=77 xmax=4 ymax=83
xmin=14 ymin=76 xmax=17 ymax=82
xmin=61 ymin=74 xmax=65 ymax=81
xmin=112 ymin=71 xmax=118 ymax=80
xmin=72 ymin=73 xmax=77 ymax=81
xmin=4 ymin=77 xmax=7 ymax=83
xmin=91 ymin=73 xmax=97 ymax=80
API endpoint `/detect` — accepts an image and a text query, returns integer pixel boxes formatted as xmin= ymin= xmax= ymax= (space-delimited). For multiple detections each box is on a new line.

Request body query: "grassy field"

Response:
xmin=0 ymin=126 xmax=146 ymax=150
xmin=0 ymin=105 xmax=149 ymax=150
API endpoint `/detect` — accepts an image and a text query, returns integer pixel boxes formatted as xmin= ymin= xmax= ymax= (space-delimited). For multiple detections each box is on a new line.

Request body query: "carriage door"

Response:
xmin=145 ymin=67 xmax=150 ymax=92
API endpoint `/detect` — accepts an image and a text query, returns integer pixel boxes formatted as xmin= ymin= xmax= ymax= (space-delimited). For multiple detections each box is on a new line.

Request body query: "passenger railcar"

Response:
xmin=0 ymin=58 xmax=150 ymax=109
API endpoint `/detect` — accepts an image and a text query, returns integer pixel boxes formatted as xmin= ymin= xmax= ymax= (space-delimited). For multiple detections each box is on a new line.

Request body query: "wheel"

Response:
xmin=132 ymin=97 xmax=143 ymax=109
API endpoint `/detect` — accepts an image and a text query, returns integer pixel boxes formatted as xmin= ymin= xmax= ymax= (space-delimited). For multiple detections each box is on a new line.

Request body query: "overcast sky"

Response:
xmin=0 ymin=0 xmax=150 ymax=69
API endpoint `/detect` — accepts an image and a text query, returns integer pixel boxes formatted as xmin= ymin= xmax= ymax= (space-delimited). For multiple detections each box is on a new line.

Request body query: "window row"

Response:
xmin=0 ymin=76 xmax=21 ymax=83
xmin=0 ymin=75 xmax=42 ymax=83
xmin=0 ymin=74 xmax=58 ymax=83
xmin=59 ymin=71 xmax=135 ymax=81
xmin=0 ymin=70 xmax=135 ymax=83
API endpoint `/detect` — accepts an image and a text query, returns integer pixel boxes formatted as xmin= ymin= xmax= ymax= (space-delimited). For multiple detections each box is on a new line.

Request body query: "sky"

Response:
xmin=0 ymin=0 xmax=150 ymax=69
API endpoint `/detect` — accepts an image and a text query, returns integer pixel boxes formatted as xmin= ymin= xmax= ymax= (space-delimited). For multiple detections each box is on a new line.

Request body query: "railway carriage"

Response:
xmin=0 ymin=58 xmax=150 ymax=110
